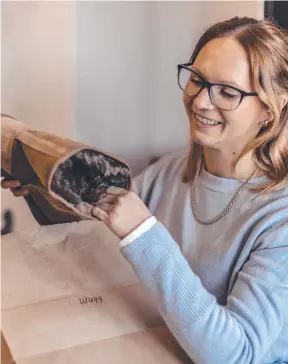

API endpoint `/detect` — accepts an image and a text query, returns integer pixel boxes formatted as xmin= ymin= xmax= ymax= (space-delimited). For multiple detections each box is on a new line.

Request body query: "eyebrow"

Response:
xmin=191 ymin=66 xmax=245 ymax=90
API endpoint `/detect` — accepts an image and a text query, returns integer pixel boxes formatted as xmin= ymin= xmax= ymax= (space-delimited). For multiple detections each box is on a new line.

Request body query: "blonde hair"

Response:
xmin=182 ymin=17 xmax=288 ymax=193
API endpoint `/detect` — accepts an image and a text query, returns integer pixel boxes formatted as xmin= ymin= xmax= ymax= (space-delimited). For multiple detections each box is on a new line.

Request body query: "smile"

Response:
xmin=195 ymin=114 xmax=222 ymax=126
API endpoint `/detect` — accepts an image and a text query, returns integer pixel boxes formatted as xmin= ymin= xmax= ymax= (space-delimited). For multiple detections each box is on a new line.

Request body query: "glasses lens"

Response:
xmin=178 ymin=68 xmax=203 ymax=96
xmin=211 ymin=85 xmax=241 ymax=111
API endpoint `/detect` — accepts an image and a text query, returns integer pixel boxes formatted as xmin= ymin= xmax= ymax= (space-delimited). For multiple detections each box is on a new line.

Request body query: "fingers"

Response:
xmin=1 ymin=179 xmax=21 ymax=189
xmin=1 ymin=179 xmax=28 ymax=197
xmin=91 ymin=206 xmax=110 ymax=224
xmin=96 ymin=202 xmax=114 ymax=213
xmin=105 ymin=187 xmax=127 ymax=196
xmin=11 ymin=187 xmax=29 ymax=197
xmin=97 ymin=194 xmax=117 ymax=205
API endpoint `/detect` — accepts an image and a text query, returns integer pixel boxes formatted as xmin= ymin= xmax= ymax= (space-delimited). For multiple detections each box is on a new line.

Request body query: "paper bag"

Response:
xmin=1 ymin=220 xmax=192 ymax=363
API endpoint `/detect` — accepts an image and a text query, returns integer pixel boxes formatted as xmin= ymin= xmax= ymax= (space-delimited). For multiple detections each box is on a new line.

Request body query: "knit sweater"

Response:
xmin=120 ymin=151 xmax=288 ymax=364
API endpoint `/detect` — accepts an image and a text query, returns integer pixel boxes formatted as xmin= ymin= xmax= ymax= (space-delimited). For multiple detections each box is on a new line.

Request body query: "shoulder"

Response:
xmin=133 ymin=149 xmax=186 ymax=187
xmin=252 ymin=187 xmax=288 ymax=250
xmin=260 ymin=184 xmax=288 ymax=218
xmin=132 ymin=149 xmax=187 ymax=204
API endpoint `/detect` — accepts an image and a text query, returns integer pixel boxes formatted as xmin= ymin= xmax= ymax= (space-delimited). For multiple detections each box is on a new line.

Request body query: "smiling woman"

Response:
xmin=93 ymin=17 xmax=288 ymax=364
xmin=182 ymin=17 xmax=288 ymax=192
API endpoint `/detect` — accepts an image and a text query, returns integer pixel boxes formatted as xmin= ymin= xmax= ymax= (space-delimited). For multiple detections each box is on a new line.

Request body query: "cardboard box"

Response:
xmin=1 ymin=221 xmax=191 ymax=363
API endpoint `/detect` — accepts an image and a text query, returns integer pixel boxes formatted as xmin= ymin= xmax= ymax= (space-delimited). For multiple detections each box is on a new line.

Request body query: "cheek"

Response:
xmin=238 ymin=98 xmax=263 ymax=125
xmin=183 ymin=94 xmax=192 ymax=114
xmin=222 ymin=107 xmax=260 ymax=136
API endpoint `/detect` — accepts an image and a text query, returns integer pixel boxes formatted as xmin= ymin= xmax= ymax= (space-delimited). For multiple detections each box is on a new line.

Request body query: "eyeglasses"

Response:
xmin=177 ymin=63 xmax=258 ymax=111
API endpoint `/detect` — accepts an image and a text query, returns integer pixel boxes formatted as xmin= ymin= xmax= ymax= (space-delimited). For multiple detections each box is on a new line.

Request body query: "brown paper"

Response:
xmin=1 ymin=221 xmax=192 ymax=363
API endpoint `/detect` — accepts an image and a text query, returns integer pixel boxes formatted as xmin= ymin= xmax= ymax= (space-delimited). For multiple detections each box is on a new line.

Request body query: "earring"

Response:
xmin=261 ymin=120 xmax=269 ymax=127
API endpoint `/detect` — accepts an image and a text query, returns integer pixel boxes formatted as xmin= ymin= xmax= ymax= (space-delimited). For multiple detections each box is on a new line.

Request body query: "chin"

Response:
xmin=192 ymin=133 xmax=219 ymax=149
xmin=189 ymin=118 xmax=223 ymax=148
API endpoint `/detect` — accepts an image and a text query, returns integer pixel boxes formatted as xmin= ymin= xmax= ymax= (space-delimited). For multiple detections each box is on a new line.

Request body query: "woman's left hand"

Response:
xmin=91 ymin=187 xmax=152 ymax=239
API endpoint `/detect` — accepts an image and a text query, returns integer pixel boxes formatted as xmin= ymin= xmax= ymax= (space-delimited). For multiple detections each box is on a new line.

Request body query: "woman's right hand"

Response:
xmin=1 ymin=179 xmax=29 ymax=197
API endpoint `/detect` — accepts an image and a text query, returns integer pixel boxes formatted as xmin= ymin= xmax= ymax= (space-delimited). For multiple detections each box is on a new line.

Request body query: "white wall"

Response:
xmin=1 ymin=1 xmax=263 ymax=231
xmin=1 ymin=1 xmax=75 ymax=135
xmin=75 ymin=2 xmax=153 ymax=175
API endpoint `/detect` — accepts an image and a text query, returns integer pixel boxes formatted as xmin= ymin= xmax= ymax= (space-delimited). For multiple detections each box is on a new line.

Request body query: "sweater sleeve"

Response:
xmin=120 ymin=221 xmax=288 ymax=364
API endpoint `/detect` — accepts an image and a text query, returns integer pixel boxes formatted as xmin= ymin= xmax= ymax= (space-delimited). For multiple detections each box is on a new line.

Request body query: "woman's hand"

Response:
xmin=1 ymin=179 xmax=29 ymax=197
xmin=92 ymin=187 xmax=152 ymax=239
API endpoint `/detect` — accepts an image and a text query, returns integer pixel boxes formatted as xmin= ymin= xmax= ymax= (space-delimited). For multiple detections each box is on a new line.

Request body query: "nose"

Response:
xmin=192 ymin=87 xmax=214 ymax=110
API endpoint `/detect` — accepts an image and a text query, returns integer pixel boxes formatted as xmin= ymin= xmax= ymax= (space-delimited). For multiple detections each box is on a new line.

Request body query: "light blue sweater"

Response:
xmin=121 ymin=151 xmax=288 ymax=364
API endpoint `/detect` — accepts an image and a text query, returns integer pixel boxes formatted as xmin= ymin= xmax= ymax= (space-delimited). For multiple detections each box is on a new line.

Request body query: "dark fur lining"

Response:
xmin=51 ymin=150 xmax=131 ymax=216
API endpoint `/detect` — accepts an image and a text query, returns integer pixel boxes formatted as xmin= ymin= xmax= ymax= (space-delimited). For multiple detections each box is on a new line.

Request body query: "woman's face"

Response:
xmin=183 ymin=37 xmax=271 ymax=153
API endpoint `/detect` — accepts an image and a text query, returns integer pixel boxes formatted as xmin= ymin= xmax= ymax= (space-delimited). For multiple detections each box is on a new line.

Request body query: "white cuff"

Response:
xmin=119 ymin=216 xmax=158 ymax=248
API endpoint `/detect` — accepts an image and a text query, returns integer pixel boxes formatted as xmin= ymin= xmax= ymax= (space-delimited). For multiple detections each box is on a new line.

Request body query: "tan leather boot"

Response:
xmin=1 ymin=114 xmax=132 ymax=225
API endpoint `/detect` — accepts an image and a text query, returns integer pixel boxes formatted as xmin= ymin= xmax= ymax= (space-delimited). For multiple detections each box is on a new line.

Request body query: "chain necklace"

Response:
xmin=190 ymin=168 xmax=259 ymax=225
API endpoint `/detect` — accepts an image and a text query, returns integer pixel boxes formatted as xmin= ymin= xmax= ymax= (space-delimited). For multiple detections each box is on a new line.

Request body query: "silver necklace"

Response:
xmin=190 ymin=168 xmax=259 ymax=225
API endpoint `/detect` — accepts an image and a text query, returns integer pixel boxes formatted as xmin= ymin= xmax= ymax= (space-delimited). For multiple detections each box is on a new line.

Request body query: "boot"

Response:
xmin=1 ymin=114 xmax=132 ymax=225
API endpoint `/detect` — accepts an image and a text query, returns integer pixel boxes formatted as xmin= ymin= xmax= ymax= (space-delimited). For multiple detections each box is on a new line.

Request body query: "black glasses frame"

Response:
xmin=177 ymin=63 xmax=258 ymax=111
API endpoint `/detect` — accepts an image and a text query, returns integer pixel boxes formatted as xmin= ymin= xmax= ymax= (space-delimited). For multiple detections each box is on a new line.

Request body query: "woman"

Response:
xmin=2 ymin=17 xmax=288 ymax=364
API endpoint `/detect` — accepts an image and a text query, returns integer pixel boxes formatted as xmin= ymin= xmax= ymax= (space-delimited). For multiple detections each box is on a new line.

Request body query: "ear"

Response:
xmin=280 ymin=95 xmax=288 ymax=109
xmin=267 ymin=108 xmax=274 ymax=122
xmin=258 ymin=105 xmax=273 ymax=129
xmin=260 ymin=107 xmax=274 ymax=124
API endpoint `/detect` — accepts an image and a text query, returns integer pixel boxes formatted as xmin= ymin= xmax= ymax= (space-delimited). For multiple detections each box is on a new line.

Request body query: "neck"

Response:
xmin=203 ymin=147 xmax=260 ymax=180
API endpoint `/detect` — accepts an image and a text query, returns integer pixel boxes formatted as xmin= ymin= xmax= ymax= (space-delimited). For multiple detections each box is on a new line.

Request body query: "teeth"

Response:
xmin=196 ymin=114 xmax=221 ymax=126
